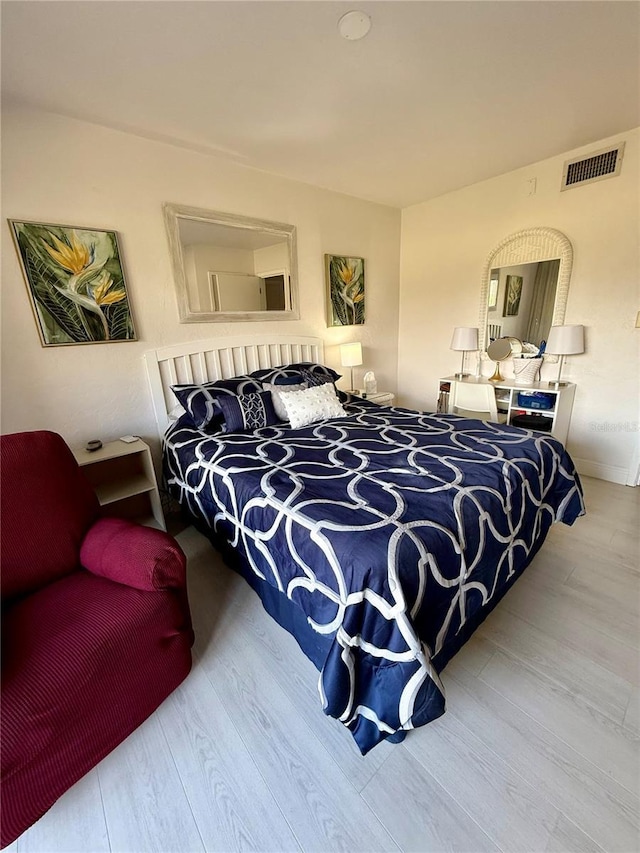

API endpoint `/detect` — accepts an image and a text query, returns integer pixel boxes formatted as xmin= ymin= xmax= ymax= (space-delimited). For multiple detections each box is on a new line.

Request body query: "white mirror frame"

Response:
xmin=478 ymin=226 xmax=573 ymax=360
xmin=163 ymin=203 xmax=300 ymax=323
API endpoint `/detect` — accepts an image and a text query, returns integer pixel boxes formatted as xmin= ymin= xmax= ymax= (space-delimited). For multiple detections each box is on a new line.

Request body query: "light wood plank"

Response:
xmin=475 ymin=607 xmax=633 ymax=724
xmin=232 ymin=588 xmax=395 ymax=792
xmin=500 ymin=575 xmax=640 ymax=685
xmin=526 ymin=544 xmax=577 ymax=586
xmin=511 ymin=568 xmax=637 ymax=649
xmin=624 ymin=687 xmax=640 ymax=735
xmin=404 ymin=713 xmax=560 ymax=852
xmin=443 ymin=660 xmax=639 ymax=852
xmin=16 ymin=770 xmax=109 ymax=853
xmin=361 ymin=748 xmax=499 ymax=853
xmin=158 ymin=663 xmax=301 ymax=852
xmin=199 ymin=626 xmax=397 ymax=852
xmin=446 ymin=633 xmax=496 ymax=677
xmin=479 ymin=651 xmax=640 ymax=796
xmin=546 ymin=512 xmax=637 ymax=570
xmin=98 ymin=713 xmax=205 ymax=853
xmin=545 ymin=814 xmax=605 ymax=853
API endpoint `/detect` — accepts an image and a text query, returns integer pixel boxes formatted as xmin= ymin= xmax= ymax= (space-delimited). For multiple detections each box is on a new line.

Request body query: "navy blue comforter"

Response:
xmin=164 ymin=399 xmax=584 ymax=753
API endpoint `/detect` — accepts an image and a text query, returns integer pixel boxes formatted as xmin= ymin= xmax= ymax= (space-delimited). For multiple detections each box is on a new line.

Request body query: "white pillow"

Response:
xmin=264 ymin=381 xmax=308 ymax=421
xmin=168 ymin=404 xmax=186 ymax=422
xmin=280 ymin=383 xmax=347 ymax=429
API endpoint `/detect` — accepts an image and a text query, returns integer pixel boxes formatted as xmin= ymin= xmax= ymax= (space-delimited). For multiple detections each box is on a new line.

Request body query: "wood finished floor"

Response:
xmin=9 ymin=476 xmax=639 ymax=853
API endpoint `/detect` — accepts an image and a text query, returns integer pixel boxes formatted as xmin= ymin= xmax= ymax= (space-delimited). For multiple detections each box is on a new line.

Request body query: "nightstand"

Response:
xmin=354 ymin=391 xmax=395 ymax=405
xmin=73 ymin=438 xmax=166 ymax=531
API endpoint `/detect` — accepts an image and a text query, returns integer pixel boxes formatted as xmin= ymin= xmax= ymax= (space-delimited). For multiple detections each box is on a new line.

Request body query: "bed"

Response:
xmin=145 ymin=335 xmax=585 ymax=754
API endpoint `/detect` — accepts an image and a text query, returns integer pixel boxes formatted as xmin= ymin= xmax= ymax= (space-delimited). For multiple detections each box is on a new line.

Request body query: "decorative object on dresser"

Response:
xmin=486 ymin=337 xmax=512 ymax=382
xmin=545 ymin=324 xmax=585 ymax=387
xmin=72 ymin=438 xmax=166 ymax=531
xmin=512 ymin=356 xmax=543 ymax=385
xmin=450 ymin=326 xmax=479 ymax=379
xmin=9 ymin=220 xmax=136 ymax=347
xmin=339 ymin=341 xmax=363 ymax=392
xmin=325 ymin=254 xmax=365 ymax=326
xmin=363 ymin=370 xmax=377 ymax=394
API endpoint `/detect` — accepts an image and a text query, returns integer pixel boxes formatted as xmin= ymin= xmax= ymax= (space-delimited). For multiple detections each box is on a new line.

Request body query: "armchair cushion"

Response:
xmin=80 ymin=517 xmax=186 ymax=592
xmin=1 ymin=570 xmax=192 ymax=841
xmin=0 ymin=431 xmax=99 ymax=602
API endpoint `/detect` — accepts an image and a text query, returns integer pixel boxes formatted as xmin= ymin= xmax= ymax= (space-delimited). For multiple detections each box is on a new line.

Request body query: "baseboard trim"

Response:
xmin=573 ymin=457 xmax=630 ymax=486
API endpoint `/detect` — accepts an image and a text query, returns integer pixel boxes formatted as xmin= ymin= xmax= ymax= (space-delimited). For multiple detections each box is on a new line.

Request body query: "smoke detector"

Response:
xmin=338 ymin=11 xmax=372 ymax=40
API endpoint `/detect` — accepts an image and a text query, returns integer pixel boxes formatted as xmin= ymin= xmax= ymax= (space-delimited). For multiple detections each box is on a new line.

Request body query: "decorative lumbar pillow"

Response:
xmin=216 ymin=390 xmax=279 ymax=433
xmin=171 ymin=376 xmax=262 ymax=432
xmin=263 ymin=381 xmax=308 ymax=421
xmin=280 ymin=383 xmax=348 ymax=430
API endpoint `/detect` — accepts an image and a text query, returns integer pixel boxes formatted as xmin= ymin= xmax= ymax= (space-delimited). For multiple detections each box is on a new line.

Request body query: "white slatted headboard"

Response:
xmin=144 ymin=335 xmax=324 ymax=438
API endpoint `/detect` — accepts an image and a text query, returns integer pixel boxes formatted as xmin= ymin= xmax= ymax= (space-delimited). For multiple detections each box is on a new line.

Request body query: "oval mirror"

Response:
xmin=164 ymin=203 xmax=300 ymax=323
xmin=487 ymin=338 xmax=513 ymax=362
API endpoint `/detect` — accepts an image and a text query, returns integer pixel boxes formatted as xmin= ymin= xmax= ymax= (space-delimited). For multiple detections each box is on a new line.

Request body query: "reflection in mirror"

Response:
xmin=486 ymin=259 xmax=560 ymax=348
xmin=164 ymin=204 xmax=299 ymax=323
xmin=478 ymin=228 xmax=573 ymax=359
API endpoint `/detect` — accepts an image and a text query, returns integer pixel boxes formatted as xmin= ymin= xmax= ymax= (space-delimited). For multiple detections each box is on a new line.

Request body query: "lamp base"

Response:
xmin=454 ymin=372 xmax=470 ymax=379
xmin=548 ymin=380 xmax=569 ymax=388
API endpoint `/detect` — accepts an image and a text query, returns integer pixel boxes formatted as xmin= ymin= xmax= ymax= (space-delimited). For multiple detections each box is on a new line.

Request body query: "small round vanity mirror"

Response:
xmin=487 ymin=338 xmax=514 ymax=383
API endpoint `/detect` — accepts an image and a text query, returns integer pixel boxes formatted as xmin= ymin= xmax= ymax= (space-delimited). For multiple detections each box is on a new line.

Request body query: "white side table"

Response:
xmin=353 ymin=391 xmax=395 ymax=405
xmin=73 ymin=438 xmax=166 ymax=531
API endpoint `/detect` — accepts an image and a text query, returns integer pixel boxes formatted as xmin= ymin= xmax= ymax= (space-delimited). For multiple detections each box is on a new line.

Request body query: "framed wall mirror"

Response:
xmin=164 ymin=203 xmax=300 ymax=323
xmin=478 ymin=227 xmax=573 ymax=360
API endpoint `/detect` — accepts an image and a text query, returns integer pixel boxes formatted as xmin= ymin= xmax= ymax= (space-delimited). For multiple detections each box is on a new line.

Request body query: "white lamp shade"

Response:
xmin=450 ymin=327 xmax=479 ymax=351
xmin=546 ymin=325 xmax=585 ymax=355
xmin=340 ymin=342 xmax=363 ymax=367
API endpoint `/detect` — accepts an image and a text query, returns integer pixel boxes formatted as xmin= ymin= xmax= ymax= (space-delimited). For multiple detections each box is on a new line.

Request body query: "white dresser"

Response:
xmin=438 ymin=376 xmax=576 ymax=444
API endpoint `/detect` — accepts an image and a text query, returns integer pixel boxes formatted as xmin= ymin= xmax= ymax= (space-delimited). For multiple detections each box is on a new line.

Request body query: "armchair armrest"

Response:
xmin=80 ymin=517 xmax=186 ymax=592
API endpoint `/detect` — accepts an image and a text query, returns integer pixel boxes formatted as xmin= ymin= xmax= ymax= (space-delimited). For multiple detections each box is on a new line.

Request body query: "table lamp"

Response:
xmin=545 ymin=324 xmax=584 ymax=387
xmin=340 ymin=342 xmax=363 ymax=392
xmin=450 ymin=327 xmax=479 ymax=379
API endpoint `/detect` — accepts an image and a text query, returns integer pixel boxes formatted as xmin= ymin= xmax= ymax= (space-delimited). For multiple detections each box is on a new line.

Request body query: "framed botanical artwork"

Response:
xmin=325 ymin=254 xmax=365 ymax=326
xmin=9 ymin=220 xmax=137 ymax=346
xmin=503 ymin=274 xmax=523 ymax=317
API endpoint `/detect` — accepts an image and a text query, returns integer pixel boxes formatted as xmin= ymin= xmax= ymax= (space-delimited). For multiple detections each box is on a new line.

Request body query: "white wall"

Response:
xmin=1 ymin=106 xmax=401 ymax=454
xmin=398 ymin=129 xmax=639 ymax=484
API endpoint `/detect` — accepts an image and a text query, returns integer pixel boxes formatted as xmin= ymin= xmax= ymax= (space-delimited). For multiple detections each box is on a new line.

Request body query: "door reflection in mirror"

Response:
xmin=486 ymin=259 xmax=559 ymax=348
xmin=179 ymin=219 xmax=290 ymax=314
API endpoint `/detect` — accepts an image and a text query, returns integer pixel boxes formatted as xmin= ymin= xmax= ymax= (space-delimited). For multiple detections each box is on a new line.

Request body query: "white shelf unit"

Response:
xmin=438 ymin=376 xmax=576 ymax=444
xmin=73 ymin=439 xmax=166 ymax=531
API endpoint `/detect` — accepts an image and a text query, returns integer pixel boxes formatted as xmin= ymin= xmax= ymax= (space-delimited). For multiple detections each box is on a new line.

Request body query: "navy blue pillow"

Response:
xmin=273 ymin=374 xmax=305 ymax=386
xmin=172 ymin=376 xmax=263 ymax=431
xmin=217 ymin=390 xmax=279 ymax=433
xmin=250 ymin=362 xmax=341 ymax=385
xmin=299 ymin=367 xmax=349 ymax=403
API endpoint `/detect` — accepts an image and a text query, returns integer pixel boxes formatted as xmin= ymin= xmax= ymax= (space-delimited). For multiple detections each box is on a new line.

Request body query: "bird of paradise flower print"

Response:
xmin=326 ymin=254 xmax=365 ymax=326
xmin=10 ymin=221 xmax=136 ymax=346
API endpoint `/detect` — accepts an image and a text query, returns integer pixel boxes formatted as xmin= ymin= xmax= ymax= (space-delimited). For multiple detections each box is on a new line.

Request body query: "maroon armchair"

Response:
xmin=1 ymin=431 xmax=193 ymax=847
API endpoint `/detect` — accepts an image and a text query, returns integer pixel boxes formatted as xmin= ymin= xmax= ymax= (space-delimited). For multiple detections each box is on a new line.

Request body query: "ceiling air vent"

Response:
xmin=561 ymin=142 xmax=625 ymax=191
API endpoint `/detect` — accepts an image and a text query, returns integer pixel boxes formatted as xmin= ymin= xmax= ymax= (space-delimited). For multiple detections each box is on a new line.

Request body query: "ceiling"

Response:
xmin=2 ymin=1 xmax=638 ymax=208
